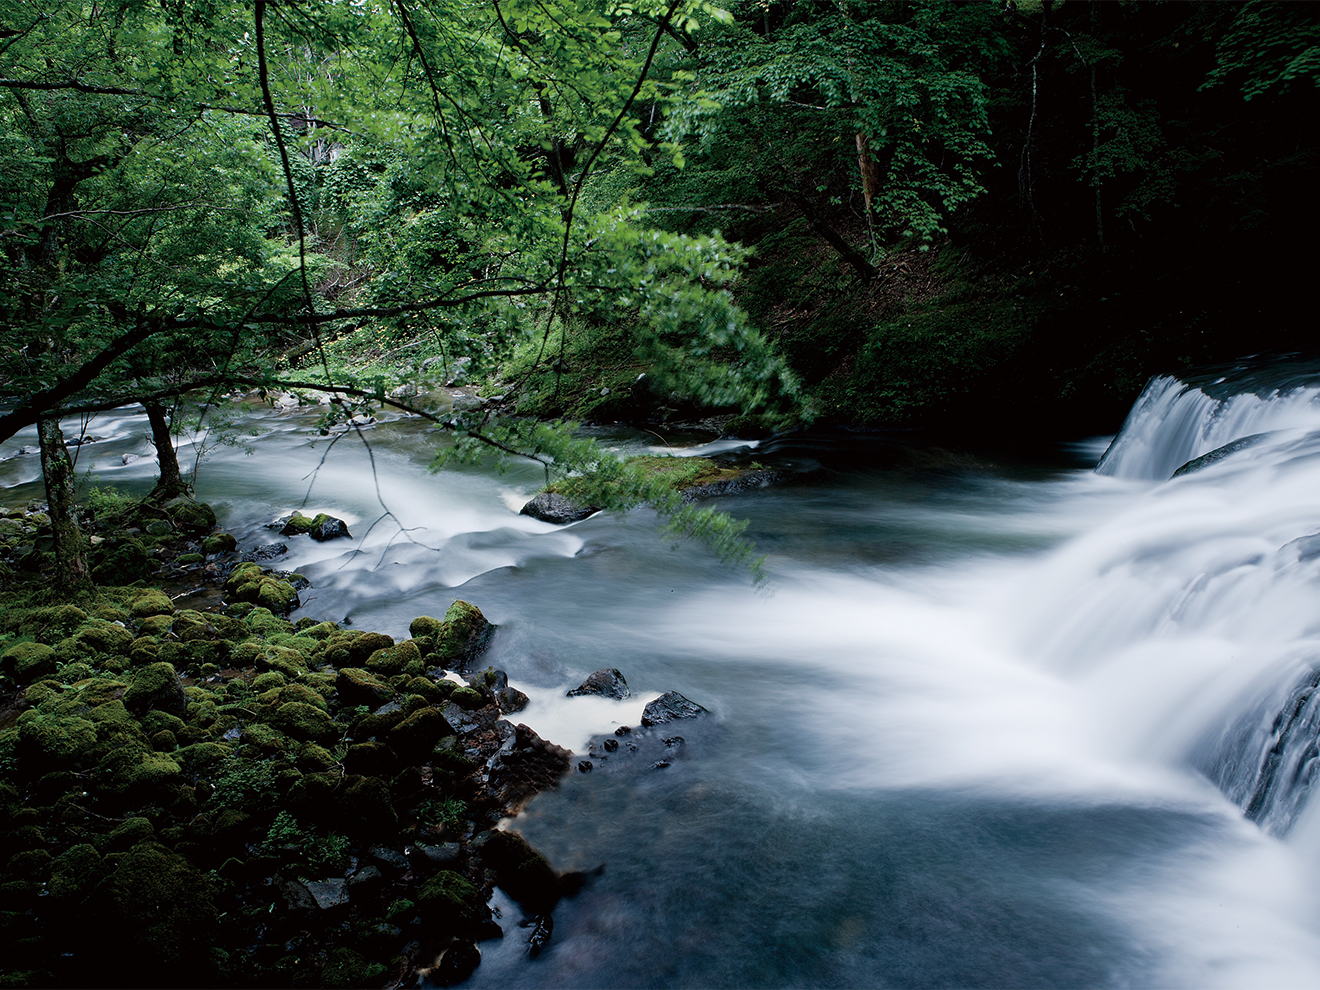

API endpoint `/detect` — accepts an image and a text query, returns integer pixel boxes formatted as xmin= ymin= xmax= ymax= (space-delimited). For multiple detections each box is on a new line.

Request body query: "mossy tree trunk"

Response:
xmin=37 ymin=416 xmax=93 ymax=595
xmin=145 ymin=400 xmax=190 ymax=499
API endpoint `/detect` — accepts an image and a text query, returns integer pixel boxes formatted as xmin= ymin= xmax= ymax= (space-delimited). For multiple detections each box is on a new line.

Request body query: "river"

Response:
xmin=5 ymin=363 xmax=1320 ymax=988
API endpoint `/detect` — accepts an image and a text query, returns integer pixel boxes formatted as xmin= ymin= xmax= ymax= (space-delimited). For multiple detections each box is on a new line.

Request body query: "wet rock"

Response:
xmin=520 ymin=491 xmax=599 ymax=525
xmin=426 ymin=940 xmax=482 ymax=987
xmin=434 ymin=600 xmax=495 ymax=668
xmin=241 ymin=543 xmax=288 ymax=562
xmin=566 ymin=668 xmax=630 ymax=700
xmin=651 ymin=760 xmax=670 ymax=769
xmin=641 ymin=691 xmax=709 ymax=726
xmin=577 ymin=760 xmax=593 ymax=773
xmin=484 ymin=723 xmax=573 ymax=815
xmin=310 ymin=514 xmax=352 ymax=541
xmin=304 ymin=877 xmax=350 ymax=910
xmin=614 ymin=725 xmax=631 ymax=736
xmin=527 ymin=914 xmax=553 ymax=958
xmin=664 ymin=736 xmax=685 ymax=748
xmin=412 ymin=842 xmax=462 ymax=871
xmin=473 ymin=829 xmax=560 ymax=911
xmin=389 ymin=707 xmax=455 ymax=761
xmin=369 ymin=846 xmax=409 ymax=874
xmin=344 ymin=741 xmax=398 ymax=778
xmin=603 ymin=738 xmax=618 ymax=752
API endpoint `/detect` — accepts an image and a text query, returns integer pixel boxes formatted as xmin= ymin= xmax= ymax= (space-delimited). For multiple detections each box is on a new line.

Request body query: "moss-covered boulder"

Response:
xmin=225 ymin=563 xmax=301 ymax=617
xmin=364 ymin=640 xmax=420 ymax=677
xmin=123 ymin=662 xmax=187 ymax=718
xmin=321 ymin=947 xmax=387 ymax=990
xmin=48 ymin=843 xmax=107 ymax=902
xmin=16 ymin=709 xmax=98 ymax=769
xmin=162 ymin=495 xmax=217 ymax=533
xmin=202 ymin=532 xmax=238 ymax=555
xmin=2 ymin=641 xmax=56 ymax=683
xmin=388 ymin=707 xmax=454 ymax=762
xmin=415 ymin=870 xmax=491 ymax=930
xmin=432 ymin=600 xmax=495 ymax=667
xmin=91 ymin=538 xmax=154 ymax=584
xmin=85 ymin=840 xmax=219 ymax=984
xmin=128 ymin=588 xmax=175 ymax=619
xmin=275 ymin=701 xmax=339 ymax=745
xmin=72 ymin=619 xmax=134 ymax=656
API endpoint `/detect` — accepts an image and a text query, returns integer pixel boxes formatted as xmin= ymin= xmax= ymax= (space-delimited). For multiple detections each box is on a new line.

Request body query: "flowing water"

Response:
xmin=8 ymin=362 xmax=1320 ymax=987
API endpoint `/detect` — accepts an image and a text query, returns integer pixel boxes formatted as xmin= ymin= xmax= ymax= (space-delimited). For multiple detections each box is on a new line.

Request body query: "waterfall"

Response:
xmin=1043 ymin=369 xmax=1320 ymax=837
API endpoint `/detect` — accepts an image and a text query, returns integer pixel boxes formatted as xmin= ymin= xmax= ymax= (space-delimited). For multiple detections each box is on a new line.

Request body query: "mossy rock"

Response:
xmin=162 ymin=496 xmax=218 ymax=533
xmin=321 ymin=947 xmax=387 ymax=990
xmin=415 ymin=870 xmax=491 ymax=930
xmin=91 ymin=538 xmax=155 ymax=584
xmin=432 ymin=600 xmax=495 ymax=667
xmin=150 ymin=729 xmax=178 ymax=751
xmin=296 ymin=742 xmax=337 ymax=772
xmin=252 ymin=671 xmax=286 ymax=693
xmin=241 ymin=721 xmax=288 ymax=753
xmin=73 ymin=677 xmax=127 ymax=708
xmin=16 ymin=709 xmax=98 ymax=769
xmin=275 ymin=701 xmax=339 ymax=745
xmin=95 ymin=745 xmax=183 ymax=800
xmin=92 ymin=604 xmax=132 ymax=625
xmin=6 ymin=848 xmax=53 ymax=880
xmin=136 ymin=612 xmax=174 ymax=636
xmin=262 ymin=683 xmax=329 ymax=712
xmin=175 ymin=742 xmax=231 ymax=773
xmin=242 ymin=607 xmax=294 ymax=638
xmin=74 ymin=619 xmax=135 ymax=656
xmin=128 ymin=589 xmax=175 ymax=619
xmin=2 ymin=641 xmax=56 ymax=683
xmin=202 ymin=532 xmax=238 ymax=555
xmin=402 ymin=675 xmax=453 ymax=704
xmin=48 ymin=843 xmax=106 ymax=902
xmin=295 ymin=619 xmax=338 ymax=640
xmin=255 ymin=645 xmax=309 ymax=679
xmin=365 ymin=640 xmax=421 ymax=677
xmin=123 ymin=662 xmax=187 ymax=718
xmin=388 ymin=707 xmax=454 ymax=762
xmin=408 ymin=616 xmax=445 ymax=641
xmin=142 ymin=710 xmax=187 ymax=736
xmin=280 ymin=511 xmax=316 ymax=535
xmin=336 ymin=667 xmax=395 ymax=709
xmin=450 ymin=685 xmax=485 ymax=710
xmin=85 ymin=840 xmax=219 ymax=984
xmin=105 ymin=816 xmax=155 ymax=853
xmin=170 ymin=609 xmax=215 ymax=642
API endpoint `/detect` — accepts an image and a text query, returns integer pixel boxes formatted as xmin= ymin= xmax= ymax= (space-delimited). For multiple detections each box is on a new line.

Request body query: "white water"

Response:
xmin=8 ymin=372 xmax=1320 ymax=985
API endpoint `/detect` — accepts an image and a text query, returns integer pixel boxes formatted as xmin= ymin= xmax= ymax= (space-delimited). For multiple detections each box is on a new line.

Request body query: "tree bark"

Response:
xmin=145 ymin=401 xmax=189 ymax=498
xmin=787 ymin=189 xmax=879 ymax=281
xmin=37 ymin=416 xmax=92 ymax=594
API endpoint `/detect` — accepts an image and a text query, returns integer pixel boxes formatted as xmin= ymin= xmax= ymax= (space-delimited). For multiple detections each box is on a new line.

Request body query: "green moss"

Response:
xmin=86 ymin=840 xmax=219 ymax=982
xmin=73 ymin=619 xmax=134 ymax=656
xmin=294 ymin=620 xmax=338 ymax=640
xmin=48 ymin=843 xmax=106 ymax=901
xmin=296 ymin=742 xmax=337 ymax=772
xmin=336 ymin=668 xmax=394 ymax=709
xmin=281 ymin=511 xmax=316 ymax=535
xmin=432 ymin=600 xmax=494 ymax=665
xmin=175 ymin=741 xmax=231 ymax=773
xmin=241 ymin=722 xmax=289 ymax=754
xmin=256 ymin=645 xmax=308 ymax=679
xmin=1 ymin=641 xmax=56 ymax=682
xmin=338 ymin=775 xmax=397 ymax=838
xmin=105 ymin=816 xmax=155 ymax=852
xmin=16 ymin=708 xmax=97 ymax=768
xmin=450 ymin=685 xmax=484 ymax=710
xmin=403 ymin=675 xmax=452 ymax=704
xmin=275 ymin=701 xmax=339 ymax=745
xmin=175 ymin=552 xmax=204 ymax=565
xmin=475 ymin=828 xmax=560 ymax=910
xmin=415 ymin=870 xmax=489 ymax=929
xmin=242 ymin=607 xmax=294 ymax=638
xmin=202 ymin=533 xmax=238 ymax=555
xmin=6 ymin=848 xmax=53 ymax=880
xmin=162 ymin=496 xmax=217 ymax=532
xmin=365 ymin=640 xmax=420 ymax=676
xmin=389 ymin=707 xmax=453 ymax=761
xmin=408 ymin=616 xmax=444 ymax=640
xmin=252 ymin=671 xmax=286 ymax=693
xmin=123 ymin=662 xmax=186 ymax=717
xmin=128 ymin=589 xmax=175 ymax=619
xmin=321 ymin=947 xmax=387 ymax=990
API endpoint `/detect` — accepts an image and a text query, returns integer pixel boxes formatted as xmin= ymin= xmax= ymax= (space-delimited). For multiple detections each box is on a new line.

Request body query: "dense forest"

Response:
xmin=2 ymin=1 xmax=1319 ymax=986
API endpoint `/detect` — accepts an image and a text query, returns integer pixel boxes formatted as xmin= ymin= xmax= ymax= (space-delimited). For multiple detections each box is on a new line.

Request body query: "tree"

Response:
xmin=0 ymin=0 xmax=805 ymax=582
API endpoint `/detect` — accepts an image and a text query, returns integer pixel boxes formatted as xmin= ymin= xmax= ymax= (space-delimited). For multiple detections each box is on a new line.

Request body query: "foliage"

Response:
xmin=260 ymin=810 xmax=352 ymax=876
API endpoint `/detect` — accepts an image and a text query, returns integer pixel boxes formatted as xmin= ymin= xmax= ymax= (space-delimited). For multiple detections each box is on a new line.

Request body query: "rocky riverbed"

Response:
xmin=0 ymin=494 xmax=707 ymax=989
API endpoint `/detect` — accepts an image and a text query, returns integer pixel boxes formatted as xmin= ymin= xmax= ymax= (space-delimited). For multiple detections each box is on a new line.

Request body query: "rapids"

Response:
xmin=7 ymin=363 xmax=1320 ymax=987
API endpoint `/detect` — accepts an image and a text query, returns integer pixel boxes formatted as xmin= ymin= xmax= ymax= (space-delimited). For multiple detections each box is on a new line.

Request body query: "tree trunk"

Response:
xmin=145 ymin=401 xmax=190 ymax=498
xmin=787 ymin=189 xmax=879 ymax=281
xmin=37 ymin=416 xmax=92 ymax=594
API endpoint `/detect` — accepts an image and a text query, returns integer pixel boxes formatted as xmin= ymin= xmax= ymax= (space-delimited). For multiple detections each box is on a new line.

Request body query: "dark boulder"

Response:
xmin=472 ymin=829 xmax=559 ymax=911
xmin=520 ymin=492 xmax=599 ymax=525
xmin=311 ymin=514 xmax=352 ymax=542
xmin=484 ymin=723 xmax=573 ymax=816
xmin=566 ymin=668 xmax=630 ymax=700
xmin=641 ymin=691 xmax=709 ymax=726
